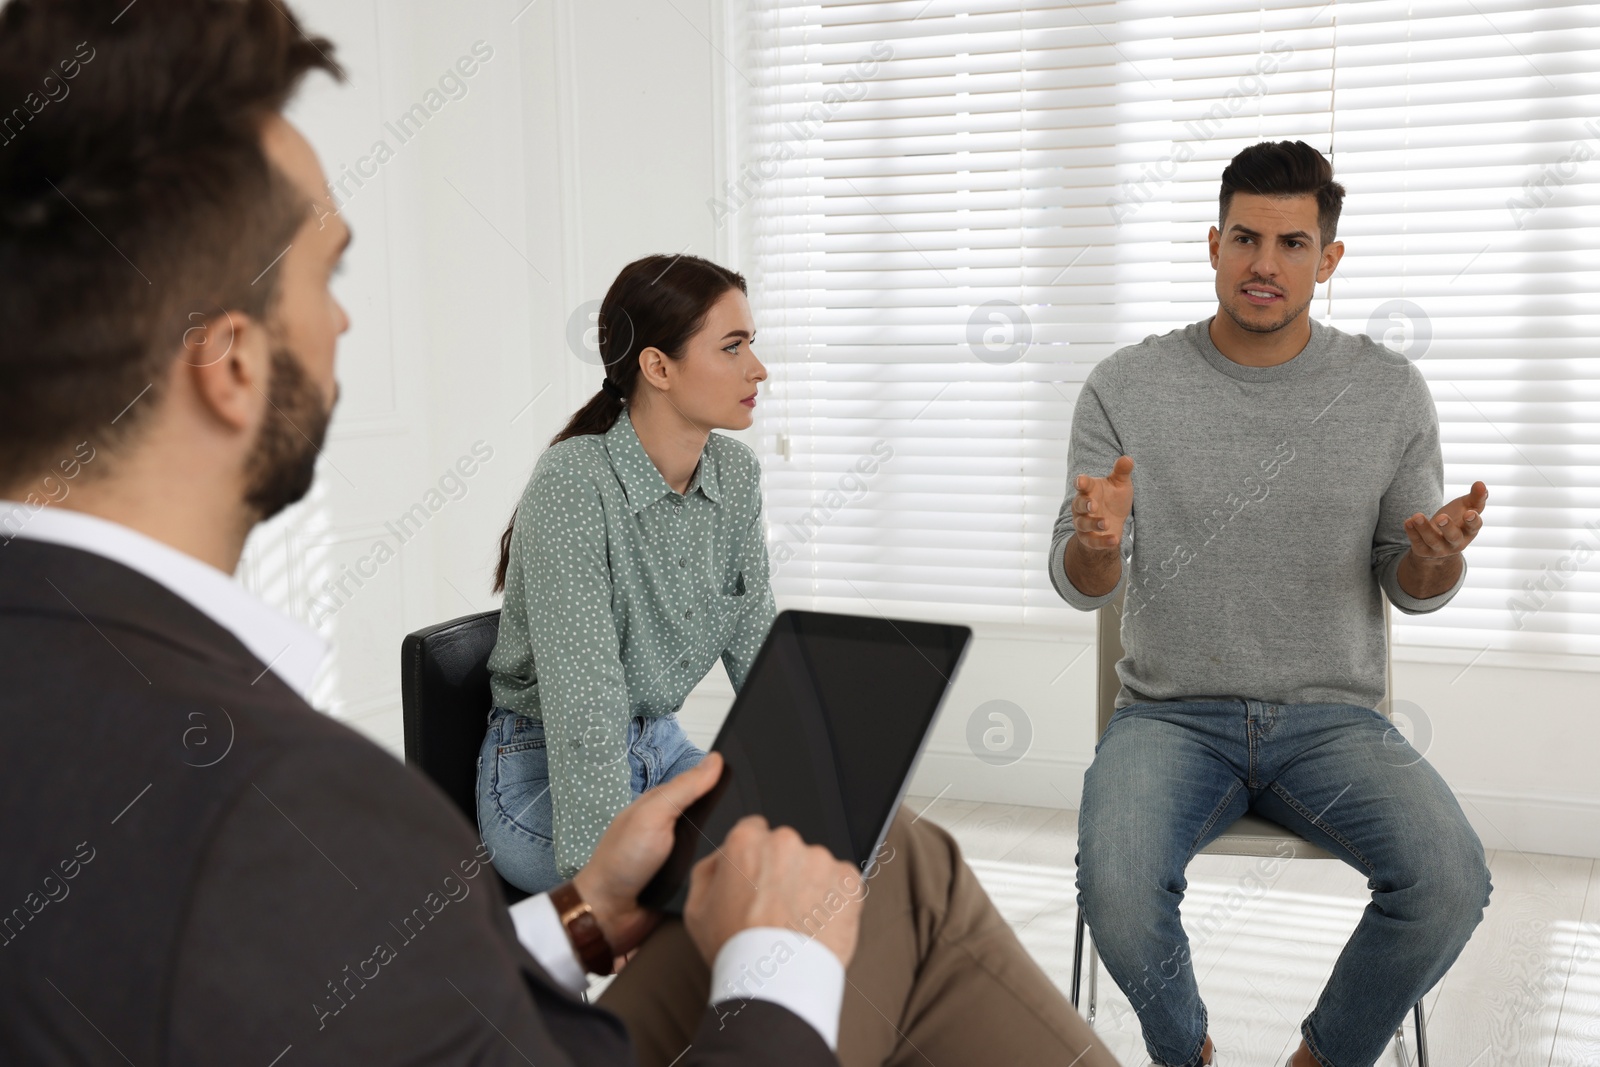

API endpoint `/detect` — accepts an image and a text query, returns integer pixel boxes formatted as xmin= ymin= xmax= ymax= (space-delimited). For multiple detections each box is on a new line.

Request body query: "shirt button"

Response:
xmin=680 ymin=658 xmax=689 ymax=668
xmin=684 ymin=609 xmax=693 ymax=619
xmin=678 ymin=557 xmax=687 ymax=567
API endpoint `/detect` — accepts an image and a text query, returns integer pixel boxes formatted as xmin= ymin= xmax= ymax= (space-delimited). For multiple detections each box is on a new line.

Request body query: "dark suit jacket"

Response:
xmin=0 ymin=539 xmax=836 ymax=1065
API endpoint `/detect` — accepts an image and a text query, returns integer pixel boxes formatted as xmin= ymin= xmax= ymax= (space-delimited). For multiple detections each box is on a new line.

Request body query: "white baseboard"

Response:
xmin=908 ymin=745 xmax=1090 ymax=813
xmin=909 ymin=746 xmax=1600 ymax=862
xmin=1449 ymin=784 xmax=1600 ymax=862
xmin=682 ymin=684 xmax=1600 ymax=862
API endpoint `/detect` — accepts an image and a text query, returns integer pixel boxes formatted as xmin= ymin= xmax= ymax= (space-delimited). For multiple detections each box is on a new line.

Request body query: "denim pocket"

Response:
xmin=497 ymin=734 xmax=547 ymax=757
xmin=495 ymin=717 xmax=549 ymax=791
xmin=1095 ymin=702 xmax=1154 ymax=754
xmin=640 ymin=713 xmax=706 ymax=786
xmin=492 ymin=742 xmax=553 ymax=843
xmin=1103 ymin=701 xmax=1145 ymax=726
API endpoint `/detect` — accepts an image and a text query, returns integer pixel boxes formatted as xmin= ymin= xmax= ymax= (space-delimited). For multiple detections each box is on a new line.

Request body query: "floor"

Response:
xmin=904 ymin=795 xmax=1600 ymax=1067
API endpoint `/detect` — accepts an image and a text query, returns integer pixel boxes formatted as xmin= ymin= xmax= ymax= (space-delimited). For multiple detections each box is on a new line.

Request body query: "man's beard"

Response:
xmin=242 ymin=346 xmax=333 ymax=523
xmin=1219 ymin=289 xmax=1313 ymax=335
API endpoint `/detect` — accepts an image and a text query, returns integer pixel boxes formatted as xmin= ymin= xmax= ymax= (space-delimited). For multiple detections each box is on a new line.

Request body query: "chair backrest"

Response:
xmin=1095 ymin=586 xmax=1394 ymax=737
xmin=401 ymin=610 xmax=502 ymax=824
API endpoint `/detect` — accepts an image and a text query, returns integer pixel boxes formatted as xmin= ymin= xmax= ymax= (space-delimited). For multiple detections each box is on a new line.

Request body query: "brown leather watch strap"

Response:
xmin=549 ymin=879 xmax=614 ymax=976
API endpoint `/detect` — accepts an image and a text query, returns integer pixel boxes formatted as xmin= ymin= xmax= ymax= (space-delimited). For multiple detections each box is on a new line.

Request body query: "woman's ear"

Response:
xmin=636 ymin=345 xmax=672 ymax=393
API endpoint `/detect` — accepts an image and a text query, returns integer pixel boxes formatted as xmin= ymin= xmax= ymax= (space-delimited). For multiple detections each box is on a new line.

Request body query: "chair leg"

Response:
xmin=1391 ymin=998 xmax=1428 ymax=1067
xmin=1086 ymin=934 xmax=1099 ymax=1028
xmin=1071 ymin=908 xmax=1085 ymax=1009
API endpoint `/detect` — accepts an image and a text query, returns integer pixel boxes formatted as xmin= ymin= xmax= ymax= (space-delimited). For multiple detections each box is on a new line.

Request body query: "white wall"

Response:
xmin=239 ymin=0 xmax=564 ymax=750
xmin=242 ymin=0 xmax=743 ymax=755
xmin=256 ymin=0 xmax=1600 ymax=860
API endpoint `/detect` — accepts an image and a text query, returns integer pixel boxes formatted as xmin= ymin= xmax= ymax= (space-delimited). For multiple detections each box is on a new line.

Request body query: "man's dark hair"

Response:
xmin=1219 ymin=140 xmax=1345 ymax=248
xmin=0 ymin=0 xmax=342 ymax=491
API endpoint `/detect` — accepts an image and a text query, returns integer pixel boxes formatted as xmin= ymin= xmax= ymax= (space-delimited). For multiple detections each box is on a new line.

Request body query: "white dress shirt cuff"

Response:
xmin=508 ymin=892 xmax=589 ymax=995
xmin=708 ymin=927 xmax=846 ymax=1050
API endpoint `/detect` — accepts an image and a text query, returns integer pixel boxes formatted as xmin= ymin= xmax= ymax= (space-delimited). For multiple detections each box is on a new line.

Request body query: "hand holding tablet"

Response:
xmin=638 ymin=609 xmax=972 ymax=913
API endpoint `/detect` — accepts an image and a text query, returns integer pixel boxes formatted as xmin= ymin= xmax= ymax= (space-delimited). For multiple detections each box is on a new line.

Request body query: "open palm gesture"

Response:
xmin=1404 ymin=481 xmax=1487 ymax=559
xmin=1071 ymin=456 xmax=1134 ymax=551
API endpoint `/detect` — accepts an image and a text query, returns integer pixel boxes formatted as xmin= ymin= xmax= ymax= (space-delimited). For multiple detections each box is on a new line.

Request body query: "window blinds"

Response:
xmin=733 ymin=0 xmax=1600 ymax=667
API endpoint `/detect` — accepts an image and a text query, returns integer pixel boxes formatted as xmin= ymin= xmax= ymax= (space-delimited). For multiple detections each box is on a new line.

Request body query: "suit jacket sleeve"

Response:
xmin=167 ymin=734 xmax=628 ymax=1065
xmin=166 ymin=734 xmax=838 ymax=1067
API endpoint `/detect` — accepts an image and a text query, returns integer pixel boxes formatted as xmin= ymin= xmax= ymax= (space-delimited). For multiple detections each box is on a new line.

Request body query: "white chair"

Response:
xmin=1069 ymin=588 xmax=1429 ymax=1066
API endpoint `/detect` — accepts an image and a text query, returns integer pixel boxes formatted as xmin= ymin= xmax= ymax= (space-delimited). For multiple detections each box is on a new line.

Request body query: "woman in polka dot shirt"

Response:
xmin=477 ymin=254 xmax=777 ymax=894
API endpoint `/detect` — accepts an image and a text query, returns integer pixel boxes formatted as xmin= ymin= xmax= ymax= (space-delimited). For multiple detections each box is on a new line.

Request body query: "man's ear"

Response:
xmin=181 ymin=308 xmax=271 ymax=432
xmin=1207 ymin=225 xmax=1221 ymax=269
xmin=1316 ymin=239 xmax=1345 ymax=284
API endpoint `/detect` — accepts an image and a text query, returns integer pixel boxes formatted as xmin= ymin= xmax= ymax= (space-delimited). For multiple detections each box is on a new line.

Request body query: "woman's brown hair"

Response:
xmin=492 ymin=253 xmax=747 ymax=593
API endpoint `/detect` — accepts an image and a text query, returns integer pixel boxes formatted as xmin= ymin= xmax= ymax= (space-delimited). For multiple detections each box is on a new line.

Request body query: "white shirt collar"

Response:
xmin=1 ymin=501 xmax=328 ymax=702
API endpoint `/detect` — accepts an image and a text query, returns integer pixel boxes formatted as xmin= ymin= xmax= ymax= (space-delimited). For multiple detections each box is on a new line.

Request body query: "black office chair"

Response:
xmin=400 ymin=609 xmax=529 ymax=905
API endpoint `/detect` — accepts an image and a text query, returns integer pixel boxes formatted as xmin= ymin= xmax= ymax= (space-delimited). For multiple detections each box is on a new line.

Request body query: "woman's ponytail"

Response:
xmin=491 ymin=385 xmax=621 ymax=594
xmin=551 ymin=381 xmax=627 ymax=446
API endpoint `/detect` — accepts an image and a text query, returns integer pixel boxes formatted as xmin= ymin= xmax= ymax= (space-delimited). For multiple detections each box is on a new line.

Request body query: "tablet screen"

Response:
xmin=638 ymin=609 xmax=971 ymax=912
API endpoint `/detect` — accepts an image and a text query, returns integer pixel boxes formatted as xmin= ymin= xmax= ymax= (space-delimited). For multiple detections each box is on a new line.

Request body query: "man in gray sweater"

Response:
xmin=1050 ymin=141 xmax=1492 ymax=1067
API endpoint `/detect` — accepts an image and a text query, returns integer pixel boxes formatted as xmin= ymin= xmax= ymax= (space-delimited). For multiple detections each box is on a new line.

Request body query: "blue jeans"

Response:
xmin=475 ymin=706 xmax=705 ymax=895
xmin=1076 ymin=699 xmax=1491 ymax=1067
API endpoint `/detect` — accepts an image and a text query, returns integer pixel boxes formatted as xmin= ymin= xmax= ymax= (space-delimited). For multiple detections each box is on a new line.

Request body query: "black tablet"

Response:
xmin=638 ymin=608 xmax=972 ymax=913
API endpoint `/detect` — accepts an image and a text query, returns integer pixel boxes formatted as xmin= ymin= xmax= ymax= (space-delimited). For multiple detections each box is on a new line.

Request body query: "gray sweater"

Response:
xmin=1049 ymin=317 xmax=1467 ymax=710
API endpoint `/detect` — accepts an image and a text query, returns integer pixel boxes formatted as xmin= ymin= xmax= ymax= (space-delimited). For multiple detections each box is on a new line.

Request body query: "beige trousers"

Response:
xmin=599 ymin=806 xmax=1122 ymax=1067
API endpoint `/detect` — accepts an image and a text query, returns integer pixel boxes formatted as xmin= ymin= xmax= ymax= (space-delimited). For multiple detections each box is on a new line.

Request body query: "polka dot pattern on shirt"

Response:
xmin=487 ymin=408 xmax=776 ymax=878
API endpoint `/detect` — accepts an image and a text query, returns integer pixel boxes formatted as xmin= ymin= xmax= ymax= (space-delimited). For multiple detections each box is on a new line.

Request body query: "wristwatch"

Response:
xmin=549 ymin=879 xmax=615 ymax=976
